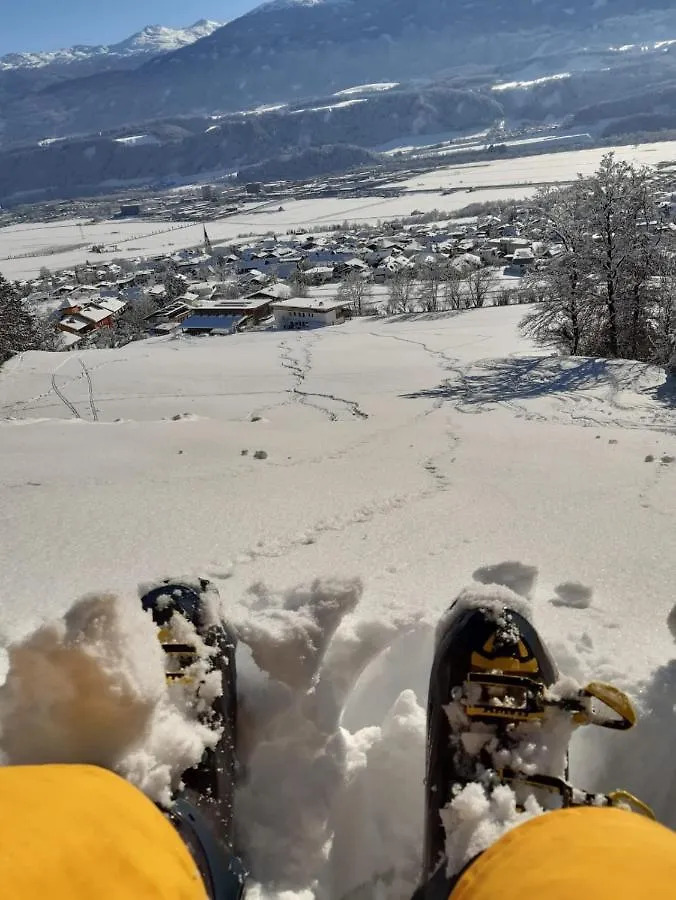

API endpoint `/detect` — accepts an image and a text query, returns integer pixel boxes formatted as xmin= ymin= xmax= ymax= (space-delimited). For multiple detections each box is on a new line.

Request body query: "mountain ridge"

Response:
xmin=0 ymin=19 xmax=223 ymax=72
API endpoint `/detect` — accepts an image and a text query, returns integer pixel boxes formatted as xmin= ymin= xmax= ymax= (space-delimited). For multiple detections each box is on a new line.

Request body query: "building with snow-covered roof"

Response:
xmin=180 ymin=315 xmax=242 ymax=336
xmin=271 ymin=297 xmax=350 ymax=330
xmin=96 ymin=297 xmax=127 ymax=315
xmin=58 ymin=315 xmax=91 ymax=335
xmin=76 ymin=304 xmax=115 ymax=326
xmin=246 ymin=283 xmax=292 ymax=302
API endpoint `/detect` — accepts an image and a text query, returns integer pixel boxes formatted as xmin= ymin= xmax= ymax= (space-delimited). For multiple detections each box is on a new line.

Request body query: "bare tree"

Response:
xmin=337 ymin=272 xmax=372 ymax=316
xmin=289 ymin=268 xmax=309 ymax=299
xmin=441 ymin=268 xmax=464 ymax=310
xmin=418 ymin=259 xmax=445 ymax=312
xmin=386 ymin=269 xmax=416 ymax=314
xmin=465 ymin=266 xmax=495 ymax=309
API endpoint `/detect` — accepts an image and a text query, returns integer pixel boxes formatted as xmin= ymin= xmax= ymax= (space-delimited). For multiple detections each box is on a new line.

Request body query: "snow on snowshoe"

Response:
xmin=422 ymin=594 xmax=649 ymax=882
xmin=140 ymin=578 xmax=239 ymax=854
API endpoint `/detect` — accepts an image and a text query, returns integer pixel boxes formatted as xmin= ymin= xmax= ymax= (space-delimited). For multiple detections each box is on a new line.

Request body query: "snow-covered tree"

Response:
xmin=0 ymin=273 xmax=38 ymax=366
xmin=521 ymin=153 xmax=672 ymax=362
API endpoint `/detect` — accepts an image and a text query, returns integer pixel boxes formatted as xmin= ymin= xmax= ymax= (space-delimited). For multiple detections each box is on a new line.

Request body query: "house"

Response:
xmin=77 ymin=304 xmax=116 ymax=329
xmin=511 ymin=247 xmax=536 ymax=272
xmin=334 ymin=258 xmax=370 ymax=278
xmin=180 ymin=315 xmax=242 ymax=336
xmin=145 ymin=301 xmax=195 ymax=334
xmin=302 ymin=266 xmax=335 ymax=285
xmin=58 ymin=315 xmax=92 ymax=337
xmin=186 ymin=297 xmax=275 ymax=332
xmin=96 ymin=297 xmax=127 ymax=315
xmin=58 ymin=303 xmax=113 ymax=336
xmin=186 ymin=281 xmax=215 ymax=299
xmin=495 ymin=236 xmax=531 ymax=258
xmin=58 ymin=294 xmax=83 ymax=316
xmin=145 ymin=284 xmax=168 ymax=301
xmin=271 ymin=297 xmax=350 ymax=330
xmin=68 ymin=286 xmax=100 ymax=306
xmin=118 ymin=200 xmax=143 ymax=217
xmin=246 ymin=283 xmax=292 ymax=304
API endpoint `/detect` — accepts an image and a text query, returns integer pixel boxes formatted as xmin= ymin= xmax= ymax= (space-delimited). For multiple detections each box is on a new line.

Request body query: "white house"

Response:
xmin=271 ymin=297 xmax=350 ymax=330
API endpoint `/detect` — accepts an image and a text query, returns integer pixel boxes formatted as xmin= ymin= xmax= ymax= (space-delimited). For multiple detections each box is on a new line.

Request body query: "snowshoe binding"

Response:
xmin=140 ymin=579 xmax=239 ymax=857
xmin=422 ymin=598 xmax=650 ymax=883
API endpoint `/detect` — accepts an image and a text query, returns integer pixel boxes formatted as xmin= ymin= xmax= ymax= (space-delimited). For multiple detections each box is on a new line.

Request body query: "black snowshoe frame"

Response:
xmin=141 ymin=580 xmax=239 ymax=854
xmin=422 ymin=602 xmax=651 ymax=882
xmin=462 ymin=672 xmax=636 ymax=730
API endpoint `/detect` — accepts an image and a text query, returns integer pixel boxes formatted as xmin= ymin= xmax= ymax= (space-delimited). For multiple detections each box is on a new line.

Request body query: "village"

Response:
xmin=13 ymin=157 xmax=676 ymax=352
xmin=16 ymin=206 xmax=555 ymax=349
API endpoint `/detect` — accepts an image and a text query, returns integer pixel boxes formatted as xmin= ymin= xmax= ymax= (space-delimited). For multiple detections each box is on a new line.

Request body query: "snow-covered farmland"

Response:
xmin=390 ymin=141 xmax=676 ymax=193
xmin=386 ymin=141 xmax=676 ymax=193
xmin=2 ymin=305 xmax=676 ymax=898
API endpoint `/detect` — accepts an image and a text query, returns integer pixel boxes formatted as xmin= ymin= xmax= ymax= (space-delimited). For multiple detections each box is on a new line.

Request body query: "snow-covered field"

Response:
xmin=387 ymin=141 xmax=676 ymax=193
xmin=4 ymin=142 xmax=676 ymax=281
xmin=2 ymin=305 xmax=676 ymax=896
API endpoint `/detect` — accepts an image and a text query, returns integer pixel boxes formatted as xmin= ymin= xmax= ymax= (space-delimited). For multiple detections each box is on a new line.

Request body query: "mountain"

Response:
xmin=0 ymin=20 xmax=223 ymax=72
xmin=3 ymin=0 xmax=676 ymax=148
xmin=0 ymin=86 xmax=503 ymax=203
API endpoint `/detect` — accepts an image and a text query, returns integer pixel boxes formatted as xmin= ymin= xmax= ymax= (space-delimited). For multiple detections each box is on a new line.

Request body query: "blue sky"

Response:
xmin=2 ymin=1 xmax=260 ymax=56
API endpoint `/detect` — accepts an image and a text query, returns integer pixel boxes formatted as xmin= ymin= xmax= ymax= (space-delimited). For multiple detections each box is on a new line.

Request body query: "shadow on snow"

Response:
xmin=401 ymin=355 xmax=612 ymax=407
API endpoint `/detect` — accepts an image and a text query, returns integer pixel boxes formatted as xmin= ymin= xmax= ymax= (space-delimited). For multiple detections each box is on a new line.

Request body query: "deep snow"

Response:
xmin=2 ymin=305 xmax=676 ymax=897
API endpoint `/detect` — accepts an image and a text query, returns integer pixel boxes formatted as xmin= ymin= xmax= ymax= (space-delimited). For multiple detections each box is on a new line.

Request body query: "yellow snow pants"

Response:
xmin=451 ymin=805 xmax=676 ymax=900
xmin=0 ymin=764 xmax=208 ymax=899
xmin=1 ymin=764 xmax=675 ymax=900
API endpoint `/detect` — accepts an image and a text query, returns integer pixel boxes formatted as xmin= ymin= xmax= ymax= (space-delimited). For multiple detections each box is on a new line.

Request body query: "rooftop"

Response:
xmin=181 ymin=315 xmax=242 ymax=332
xmin=77 ymin=305 xmax=114 ymax=324
xmin=271 ymin=297 xmax=349 ymax=312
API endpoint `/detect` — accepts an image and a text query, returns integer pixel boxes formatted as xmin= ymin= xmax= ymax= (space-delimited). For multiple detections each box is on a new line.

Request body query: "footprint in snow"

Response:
xmin=472 ymin=560 xmax=539 ymax=599
xmin=549 ymin=581 xmax=593 ymax=610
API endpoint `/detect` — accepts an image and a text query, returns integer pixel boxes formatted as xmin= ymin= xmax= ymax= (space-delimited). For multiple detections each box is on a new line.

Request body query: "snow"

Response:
xmin=334 ymin=83 xmax=400 ymax=97
xmin=383 ymin=141 xmax=676 ymax=193
xmin=0 ymin=20 xmax=223 ymax=71
xmin=291 ymin=99 xmax=368 ymax=115
xmin=2 ymin=299 xmax=676 ymax=896
xmin=492 ymin=73 xmax=572 ymax=91
xmin=5 ymin=143 xmax=676 ymax=282
xmin=0 ymin=591 xmax=218 ymax=807
xmin=442 ymin=782 xmax=544 ymax=874
xmin=114 ymin=134 xmax=162 ymax=147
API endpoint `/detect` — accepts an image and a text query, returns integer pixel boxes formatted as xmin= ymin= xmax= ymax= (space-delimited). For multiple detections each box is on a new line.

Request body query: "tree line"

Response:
xmin=0 ymin=274 xmax=54 ymax=366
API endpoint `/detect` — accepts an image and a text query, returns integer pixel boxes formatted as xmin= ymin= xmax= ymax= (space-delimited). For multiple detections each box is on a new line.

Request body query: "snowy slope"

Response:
xmin=0 ymin=20 xmax=223 ymax=71
xmin=2 ymin=307 xmax=676 ymax=897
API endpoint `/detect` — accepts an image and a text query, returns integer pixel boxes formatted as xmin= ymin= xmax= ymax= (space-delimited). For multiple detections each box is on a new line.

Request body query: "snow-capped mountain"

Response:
xmin=3 ymin=0 xmax=676 ymax=158
xmin=0 ymin=20 xmax=223 ymax=72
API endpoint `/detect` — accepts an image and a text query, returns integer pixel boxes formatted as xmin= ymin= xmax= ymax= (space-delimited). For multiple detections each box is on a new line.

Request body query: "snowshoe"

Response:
xmin=422 ymin=598 xmax=649 ymax=882
xmin=140 ymin=578 xmax=239 ymax=854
